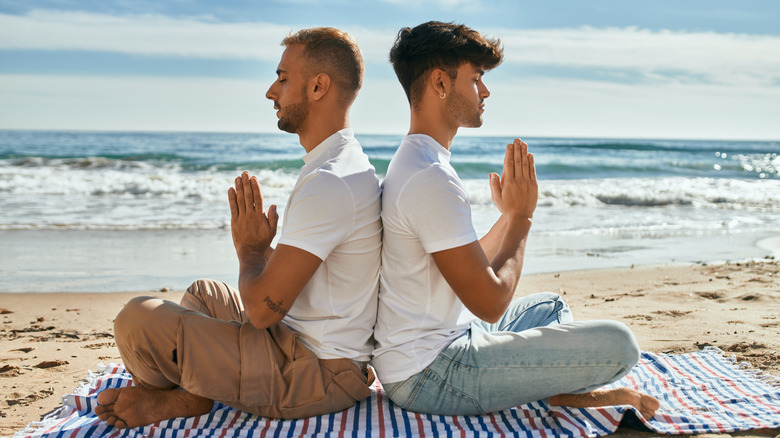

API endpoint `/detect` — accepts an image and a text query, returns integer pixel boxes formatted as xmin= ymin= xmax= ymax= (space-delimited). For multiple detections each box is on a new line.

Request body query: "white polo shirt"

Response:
xmin=278 ymin=128 xmax=382 ymax=362
xmin=372 ymin=134 xmax=479 ymax=384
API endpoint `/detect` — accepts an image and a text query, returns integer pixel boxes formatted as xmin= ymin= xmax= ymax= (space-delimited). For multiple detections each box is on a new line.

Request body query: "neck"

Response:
xmin=297 ymin=110 xmax=350 ymax=153
xmin=408 ymin=102 xmax=458 ymax=150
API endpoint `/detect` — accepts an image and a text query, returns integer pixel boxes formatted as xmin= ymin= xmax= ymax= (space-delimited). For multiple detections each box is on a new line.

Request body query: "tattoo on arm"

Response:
xmin=263 ymin=296 xmax=288 ymax=317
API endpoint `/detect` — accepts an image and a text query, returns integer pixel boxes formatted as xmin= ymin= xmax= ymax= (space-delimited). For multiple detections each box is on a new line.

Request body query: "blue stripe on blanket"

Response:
xmin=12 ymin=348 xmax=780 ymax=437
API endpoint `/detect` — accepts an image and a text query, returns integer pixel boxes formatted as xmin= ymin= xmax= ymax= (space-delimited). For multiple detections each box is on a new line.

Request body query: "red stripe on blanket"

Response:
xmin=415 ymin=411 xmax=426 ymax=437
xmin=552 ymin=409 xmax=589 ymax=437
xmin=521 ymin=409 xmax=548 ymax=438
xmin=184 ymin=413 xmax=201 ymax=437
xmin=375 ymin=385 xmax=386 ymax=438
xmin=488 ymin=413 xmax=505 ymax=437
xmin=640 ymin=359 xmax=690 ymax=433
xmin=219 ymin=410 xmax=241 ymax=438
xmin=451 ymin=415 xmax=466 ymax=438
xmin=300 ymin=417 xmax=309 ymax=435
xmin=338 ymin=409 xmax=349 ymax=438
xmin=691 ymin=354 xmax=773 ymax=427
xmin=40 ymin=409 xmax=77 ymax=435
xmin=258 ymin=418 xmax=273 ymax=438
xmin=657 ymin=354 xmax=727 ymax=430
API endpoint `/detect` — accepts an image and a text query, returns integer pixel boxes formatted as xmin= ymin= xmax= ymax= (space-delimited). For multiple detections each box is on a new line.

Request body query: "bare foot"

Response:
xmin=548 ymin=388 xmax=660 ymax=420
xmin=95 ymin=386 xmax=213 ymax=429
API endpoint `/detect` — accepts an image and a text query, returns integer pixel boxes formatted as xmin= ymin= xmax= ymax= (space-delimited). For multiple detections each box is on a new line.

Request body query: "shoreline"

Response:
xmin=2 ymin=228 xmax=778 ymax=293
xmin=2 ymin=260 xmax=779 ymax=437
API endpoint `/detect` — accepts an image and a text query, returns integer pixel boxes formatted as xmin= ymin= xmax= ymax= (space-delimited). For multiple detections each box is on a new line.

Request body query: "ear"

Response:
xmin=310 ymin=73 xmax=331 ymax=101
xmin=429 ymin=68 xmax=450 ymax=99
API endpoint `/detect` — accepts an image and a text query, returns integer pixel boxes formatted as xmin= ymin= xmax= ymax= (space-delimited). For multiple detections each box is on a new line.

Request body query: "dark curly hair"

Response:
xmin=389 ymin=21 xmax=503 ymax=106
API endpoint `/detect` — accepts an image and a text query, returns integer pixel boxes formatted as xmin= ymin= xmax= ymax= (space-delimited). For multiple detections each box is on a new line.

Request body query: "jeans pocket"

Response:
xmin=383 ymin=372 xmax=423 ymax=409
xmin=405 ymin=368 xmax=485 ymax=416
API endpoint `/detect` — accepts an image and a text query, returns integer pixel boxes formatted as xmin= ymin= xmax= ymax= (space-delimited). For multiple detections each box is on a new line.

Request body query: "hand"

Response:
xmin=489 ymin=139 xmax=537 ymax=220
xmin=227 ymin=171 xmax=279 ymax=260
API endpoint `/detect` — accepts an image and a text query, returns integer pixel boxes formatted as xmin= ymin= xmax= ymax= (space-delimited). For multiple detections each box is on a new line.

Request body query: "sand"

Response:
xmin=1 ymin=260 xmax=779 ymax=437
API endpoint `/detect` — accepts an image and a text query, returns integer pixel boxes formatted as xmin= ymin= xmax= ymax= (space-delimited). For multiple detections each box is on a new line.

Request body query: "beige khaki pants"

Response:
xmin=113 ymin=279 xmax=373 ymax=419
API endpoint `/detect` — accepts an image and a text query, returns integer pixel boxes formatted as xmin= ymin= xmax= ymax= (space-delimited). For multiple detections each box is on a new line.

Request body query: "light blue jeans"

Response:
xmin=382 ymin=292 xmax=640 ymax=415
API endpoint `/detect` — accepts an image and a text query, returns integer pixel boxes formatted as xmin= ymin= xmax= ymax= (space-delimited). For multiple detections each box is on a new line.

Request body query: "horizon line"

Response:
xmin=1 ymin=127 xmax=778 ymax=143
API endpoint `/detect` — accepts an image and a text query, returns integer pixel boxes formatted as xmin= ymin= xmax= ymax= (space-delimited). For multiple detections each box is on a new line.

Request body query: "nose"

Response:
xmin=266 ymin=81 xmax=277 ymax=101
xmin=479 ymin=81 xmax=490 ymax=100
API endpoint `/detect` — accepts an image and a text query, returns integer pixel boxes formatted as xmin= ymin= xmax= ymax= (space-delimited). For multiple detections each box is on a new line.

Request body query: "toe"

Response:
xmin=97 ymin=388 xmax=119 ymax=405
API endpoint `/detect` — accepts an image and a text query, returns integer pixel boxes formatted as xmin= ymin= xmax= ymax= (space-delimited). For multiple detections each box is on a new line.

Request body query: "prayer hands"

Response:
xmin=228 ymin=171 xmax=279 ymax=260
xmin=489 ymin=139 xmax=538 ymax=220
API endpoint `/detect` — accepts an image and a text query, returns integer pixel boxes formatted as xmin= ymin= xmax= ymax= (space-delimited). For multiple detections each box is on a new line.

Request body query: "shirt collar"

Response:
xmin=302 ymin=128 xmax=355 ymax=167
xmin=405 ymin=133 xmax=452 ymax=163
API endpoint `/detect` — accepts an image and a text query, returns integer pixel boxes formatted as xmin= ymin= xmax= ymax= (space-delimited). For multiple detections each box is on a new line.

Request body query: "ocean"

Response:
xmin=1 ymin=130 xmax=778 ymax=292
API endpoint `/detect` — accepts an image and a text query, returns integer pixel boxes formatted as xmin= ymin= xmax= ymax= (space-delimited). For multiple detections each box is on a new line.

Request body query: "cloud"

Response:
xmin=1 ymin=10 xmax=779 ymax=139
xmin=0 ymin=9 xmax=398 ymax=64
xmin=378 ymin=0 xmax=477 ymax=9
xmin=496 ymin=26 xmax=780 ymax=86
xmin=0 ymin=10 xmax=291 ymax=60
xmin=3 ymin=10 xmax=780 ymax=86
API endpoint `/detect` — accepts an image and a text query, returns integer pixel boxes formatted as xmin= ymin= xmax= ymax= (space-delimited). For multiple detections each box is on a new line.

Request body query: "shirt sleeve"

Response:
xmin=277 ymin=171 xmax=354 ymax=260
xmin=398 ymin=164 xmax=478 ymax=254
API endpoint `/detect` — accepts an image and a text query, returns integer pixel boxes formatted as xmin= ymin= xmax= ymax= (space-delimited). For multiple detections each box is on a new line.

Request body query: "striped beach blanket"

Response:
xmin=13 ymin=347 xmax=780 ymax=437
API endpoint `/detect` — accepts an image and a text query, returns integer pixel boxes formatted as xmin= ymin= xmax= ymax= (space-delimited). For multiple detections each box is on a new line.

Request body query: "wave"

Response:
xmin=1 ymin=131 xmax=778 ymax=233
xmin=463 ymin=177 xmax=780 ymax=211
xmin=2 ymin=175 xmax=777 ymax=232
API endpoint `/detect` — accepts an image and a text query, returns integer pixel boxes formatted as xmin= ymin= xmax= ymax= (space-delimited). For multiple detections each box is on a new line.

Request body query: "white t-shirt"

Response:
xmin=278 ymin=128 xmax=381 ymax=362
xmin=372 ymin=134 xmax=479 ymax=383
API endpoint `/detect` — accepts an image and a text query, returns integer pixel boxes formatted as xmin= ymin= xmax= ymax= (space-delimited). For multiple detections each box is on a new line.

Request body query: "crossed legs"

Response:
xmin=96 ymin=280 xmax=245 ymax=429
xmin=384 ymin=293 xmax=660 ymax=419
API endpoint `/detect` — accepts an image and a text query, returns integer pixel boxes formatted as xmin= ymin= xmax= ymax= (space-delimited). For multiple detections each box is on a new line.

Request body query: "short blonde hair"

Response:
xmin=283 ymin=28 xmax=364 ymax=105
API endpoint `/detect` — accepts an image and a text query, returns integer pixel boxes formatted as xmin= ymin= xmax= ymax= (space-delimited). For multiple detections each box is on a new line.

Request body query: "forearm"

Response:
xmin=479 ymin=215 xmax=507 ymax=260
xmin=434 ymin=216 xmax=532 ymax=324
xmin=236 ymin=251 xmax=285 ymax=330
xmin=235 ymin=244 xmax=322 ymax=330
xmin=487 ymin=216 xmax=532 ymax=308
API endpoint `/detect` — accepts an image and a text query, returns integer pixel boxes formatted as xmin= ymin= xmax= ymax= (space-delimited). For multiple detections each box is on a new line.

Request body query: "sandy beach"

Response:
xmin=2 ymin=260 xmax=779 ymax=437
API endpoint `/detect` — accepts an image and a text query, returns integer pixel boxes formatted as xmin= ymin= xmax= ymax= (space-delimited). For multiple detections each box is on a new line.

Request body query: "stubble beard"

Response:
xmin=446 ymin=87 xmax=483 ymax=128
xmin=277 ymin=91 xmax=309 ymax=134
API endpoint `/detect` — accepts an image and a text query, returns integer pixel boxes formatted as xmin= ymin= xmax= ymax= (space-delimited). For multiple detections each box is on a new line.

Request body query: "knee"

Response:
xmin=185 ymin=278 xmax=225 ymax=303
xmin=186 ymin=278 xmax=213 ymax=295
xmin=598 ymin=320 xmax=640 ymax=370
xmin=537 ymin=291 xmax=572 ymax=322
xmin=187 ymin=278 xmax=224 ymax=296
xmin=114 ymin=296 xmax=164 ymax=346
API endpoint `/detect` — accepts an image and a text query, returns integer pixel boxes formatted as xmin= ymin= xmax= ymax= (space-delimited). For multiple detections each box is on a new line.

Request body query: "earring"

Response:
xmin=440 ymin=93 xmax=446 ymax=99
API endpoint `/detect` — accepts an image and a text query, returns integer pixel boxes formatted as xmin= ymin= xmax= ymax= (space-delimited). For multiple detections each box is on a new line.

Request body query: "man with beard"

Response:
xmin=372 ymin=21 xmax=660 ymax=420
xmin=95 ymin=28 xmax=381 ymax=428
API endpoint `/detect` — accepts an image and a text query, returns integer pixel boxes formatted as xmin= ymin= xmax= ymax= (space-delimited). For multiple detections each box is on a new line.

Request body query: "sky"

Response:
xmin=1 ymin=0 xmax=779 ymax=140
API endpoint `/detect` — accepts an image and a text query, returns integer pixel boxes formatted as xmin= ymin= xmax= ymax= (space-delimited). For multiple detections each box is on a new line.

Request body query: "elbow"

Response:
xmin=244 ymin=300 xmax=284 ymax=331
xmin=477 ymin=308 xmax=504 ymax=324
xmin=479 ymin=314 xmax=501 ymax=324
xmin=472 ymin=300 xmax=510 ymax=324
xmin=460 ymin=286 xmax=514 ymax=324
xmin=244 ymin=305 xmax=265 ymax=330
